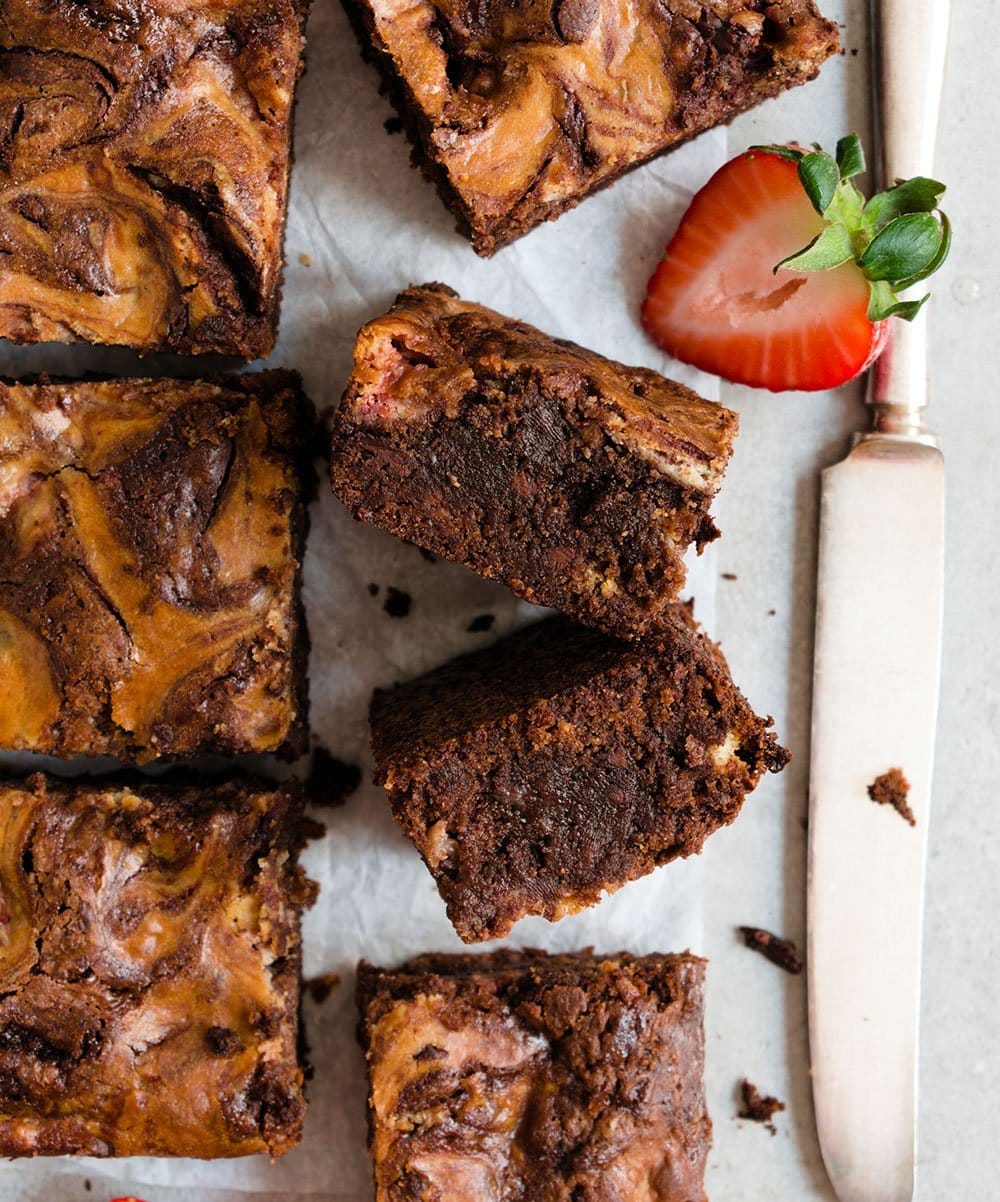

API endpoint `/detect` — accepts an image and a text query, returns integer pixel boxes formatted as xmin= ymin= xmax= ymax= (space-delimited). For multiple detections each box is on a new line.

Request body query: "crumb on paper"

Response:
xmin=384 ymin=586 xmax=412 ymax=618
xmin=739 ymin=927 xmax=803 ymax=975
xmin=299 ymin=816 xmax=328 ymax=845
xmin=467 ymin=613 xmax=495 ymax=633
xmin=306 ymin=746 xmax=362 ymax=808
xmin=721 ymin=572 xmax=737 ymax=581
xmin=767 ymin=608 xmax=777 ymax=616
xmin=305 ymin=972 xmax=341 ymax=1005
xmin=738 ymin=1079 xmax=786 ymax=1134
xmin=299 ymin=252 xmax=312 ymax=267
xmin=368 ymin=582 xmax=379 ymax=596
xmin=867 ymin=767 xmax=915 ymax=827
xmin=384 ymin=115 xmax=403 ymax=134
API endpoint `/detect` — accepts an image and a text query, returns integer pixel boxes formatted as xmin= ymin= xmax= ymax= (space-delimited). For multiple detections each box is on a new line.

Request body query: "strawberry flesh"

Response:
xmin=642 ymin=149 xmax=887 ymax=392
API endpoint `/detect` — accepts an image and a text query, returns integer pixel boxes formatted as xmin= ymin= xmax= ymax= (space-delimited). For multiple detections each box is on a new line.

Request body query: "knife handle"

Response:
xmin=864 ymin=0 xmax=951 ymax=442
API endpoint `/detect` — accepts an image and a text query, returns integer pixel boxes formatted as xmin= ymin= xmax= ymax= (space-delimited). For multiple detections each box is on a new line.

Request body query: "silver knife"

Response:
xmin=807 ymin=2 xmax=951 ymax=1201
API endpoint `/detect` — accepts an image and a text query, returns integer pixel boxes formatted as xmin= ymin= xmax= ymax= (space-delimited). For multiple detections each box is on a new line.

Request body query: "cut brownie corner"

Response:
xmin=331 ymin=284 xmax=737 ymax=641
xmin=0 ymin=0 xmax=309 ymax=356
xmin=370 ymin=607 xmax=787 ymax=943
xmin=356 ymin=948 xmax=711 ymax=1201
xmin=0 ymin=771 xmax=310 ymax=1159
xmin=340 ymin=0 xmax=838 ymax=254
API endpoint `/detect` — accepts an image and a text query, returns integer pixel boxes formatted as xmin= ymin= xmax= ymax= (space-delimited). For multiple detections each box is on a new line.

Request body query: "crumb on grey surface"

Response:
xmin=738 ymin=1079 xmax=786 ymax=1135
xmin=307 ymin=747 xmax=362 ymax=808
xmin=384 ymin=587 xmax=412 ymax=617
xmin=467 ymin=613 xmax=496 ymax=633
xmin=367 ymin=582 xmax=379 ymax=596
xmin=305 ymin=973 xmax=341 ymax=1004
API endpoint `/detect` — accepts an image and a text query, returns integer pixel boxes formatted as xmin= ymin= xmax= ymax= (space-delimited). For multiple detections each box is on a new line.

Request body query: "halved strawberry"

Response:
xmin=642 ymin=136 xmax=950 ymax=392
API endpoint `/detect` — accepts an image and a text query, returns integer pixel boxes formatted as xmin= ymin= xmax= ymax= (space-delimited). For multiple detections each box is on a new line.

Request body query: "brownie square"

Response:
xmin=357 ymin=949 xmax=711 ymax=1201
xmin=0 ymin=370 xmax=312 ymax=762
xmin=0 ymin=772 xmax=312 ymax=1158
xmin=342 ymin=0 xmax=839 ymax=254
xmin=370 ymin=608 xmax=788 ymax=942
xmin=331 ymin=284 xmax=737 ymax=641
xmin=0 ymin=0 xmax=308 ymax=357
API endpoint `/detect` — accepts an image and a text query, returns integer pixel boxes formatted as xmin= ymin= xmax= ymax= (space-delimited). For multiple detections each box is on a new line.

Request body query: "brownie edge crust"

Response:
xmin=331 ymin=284 xmax=737 ymax=641
xmin=342 ymin=0 xmax=839 ymax=254
xmin=357 ymin=949 xmax=711 ymax=1202
xmin=0 ymin=0 xmax=309 ymax=357
xmin=0 ymin=773 xmax=311 ymax=1159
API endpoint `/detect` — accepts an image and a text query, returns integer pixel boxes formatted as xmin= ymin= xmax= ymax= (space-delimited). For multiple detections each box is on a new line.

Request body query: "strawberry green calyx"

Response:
xmin=752 ymin=133 xmax=951 ymax=323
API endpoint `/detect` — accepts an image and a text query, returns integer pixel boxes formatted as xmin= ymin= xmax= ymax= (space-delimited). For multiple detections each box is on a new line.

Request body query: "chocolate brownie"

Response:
xmin=331 ymin=284 xmax=737 ymax=641
xmin=0 ymin=772 xmax=312 ymax=1158
xmin=370 ymin=608 xmax=788 ymax=942
xmin=357 ymin=949 xmax=711 ymax=1201
xmin=341 ymin=0 xmax=839 ymax=254
xmin=0 ymin=371 xmax=312 ymax=762
xmin=0 ymin=0 xmax=308 ymax=357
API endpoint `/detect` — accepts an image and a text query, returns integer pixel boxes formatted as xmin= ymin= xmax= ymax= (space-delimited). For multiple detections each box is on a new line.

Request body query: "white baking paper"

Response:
xmin=0 ymin=2 xmax=731 ymax=1197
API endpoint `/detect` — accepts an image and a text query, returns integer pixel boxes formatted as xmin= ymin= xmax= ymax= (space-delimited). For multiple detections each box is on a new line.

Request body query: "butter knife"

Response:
xmin=807 ymin=2 xmax=951 ymax=1201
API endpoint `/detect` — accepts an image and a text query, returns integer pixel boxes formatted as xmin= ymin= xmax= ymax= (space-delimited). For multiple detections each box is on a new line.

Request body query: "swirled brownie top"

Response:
xmin=357 ymin=949 xmax=711 ymax=1201
xmin=0 ymin=371 xmax=311 ymax=762
xmin=0 ymin=773 xmax=311 ymax=1158
xmin=0 ymin=0 xmax=308 ymax=356
xmin=344 ymin=0 xmax=839 ymax=253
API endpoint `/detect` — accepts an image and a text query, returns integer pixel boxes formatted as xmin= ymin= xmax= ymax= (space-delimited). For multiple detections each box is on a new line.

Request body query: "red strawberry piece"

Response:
xmin=642 ymin=137 xmax=950 ymax=393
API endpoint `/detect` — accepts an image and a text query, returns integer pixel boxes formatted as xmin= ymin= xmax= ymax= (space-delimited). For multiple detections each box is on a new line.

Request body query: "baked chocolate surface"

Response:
xmin=357 ymin=949 xmax=711 ymax=1201
xmin=0 ymin=371 xmax=312 ymax=762
xmin=331 ymin=284 xmax=737 ymax=641
xmin=0 ymin=773 xmax=311 ymax=1158
xmin=371 ymin=608 xmax=788 ymax=942
xmin=0 ymin=0 xmax=308 ymax=357
xmin=342 ymin=0 xmax=839 ymax=254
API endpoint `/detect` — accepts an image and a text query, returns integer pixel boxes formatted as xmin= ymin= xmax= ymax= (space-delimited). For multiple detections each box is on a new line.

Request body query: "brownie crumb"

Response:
xmin=721 ymin=572 xmax=738 ymax=581
xmin=304 ymin=973 xmax=341 ymax=1005
xmin=739 ymin=927 xmax=803 ymax=975
xmin=851 ymin=47 xmax=859 ymax=56
xmin=384 ymin=587 xmax=412 ymax=617
xmin=467 ymin=613 xmax=496 ymax=633
xmin=384 ymin=115 xmax=403 ymax=134
xmin=868 ymin=768 xmax=915 ymax=827
xmin=306 ymin=747 xmax=361 ymax=808
xmin=738 ymin=1079 xmax=786 ymax=1134
xmin=84 ymin=1182 xmax=91 ymax=1193
xmin=767 ymin=609 xmax=777 ymax=616
xmin=368 ymin=582 xmax=380 ymax=596
xmin=206 ymin=1026 xmax=243 ymax=1056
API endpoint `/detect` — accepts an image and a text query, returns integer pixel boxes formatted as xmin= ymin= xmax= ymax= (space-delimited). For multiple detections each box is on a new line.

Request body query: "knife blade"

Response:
xmin=807 ymin=3 xmax=951 ymax=1201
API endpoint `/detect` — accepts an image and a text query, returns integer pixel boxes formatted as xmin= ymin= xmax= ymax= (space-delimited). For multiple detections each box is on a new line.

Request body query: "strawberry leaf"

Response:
xmin=863 ymin=177 xmax=946 ymax=232
xmin=752 ymin=144 xmax=805 ymax=163
xmin=776 ymin=223 xmax=854 ymax=273
xmin=867 ymin=280 xmax=929 ymax=323
xmin=895 ymin=212 xmax=952 ymax=288
xmin=798 ymin=151 xmax=840 ymax=215
xmin=858 ymin=213 xmax=944 ymax=283
xmin=835 ymin=134 xmax=866 ymax=180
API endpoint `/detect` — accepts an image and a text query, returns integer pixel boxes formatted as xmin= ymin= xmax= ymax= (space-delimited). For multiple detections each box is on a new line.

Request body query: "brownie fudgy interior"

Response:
xmin=357 ymin=949 xmax=711 ymax=1201
xmin=371 ymin=608 xmax=788 ymax=942
xmin=342 ymin=0 xmax=839 ymax=253
xmin=0 ymin=773 xmax=312 ymax=1159
xmin=332 ymin=283 xmax=737 ymax=641
xmin=0 ymin=371 xmax=313 ymax=762
xmin=0 ymin=0 xmax=309 ymax=356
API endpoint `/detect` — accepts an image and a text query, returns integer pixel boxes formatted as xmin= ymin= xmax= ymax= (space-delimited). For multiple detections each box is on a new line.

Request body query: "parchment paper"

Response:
xmin=0 ymin=2 xmax=731 ymax=1197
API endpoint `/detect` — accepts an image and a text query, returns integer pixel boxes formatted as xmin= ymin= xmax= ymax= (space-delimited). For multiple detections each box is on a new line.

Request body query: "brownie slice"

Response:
xmin=331 ymin=284 xmax=737 ymax=641
xmin=0 ymin=772 xmax=312 ymax=1158
xmin=342 ymin=0 xmax=839 ymax=254
xmin=0 ymin=371 xmax=312 ymax=762
xmin=0 ymin=0 xmax=308 ymax=357
xmin=370 ymin=608 xmax=788 ymax=942
xmin=357 ymin=949 xmax=711 ymax=1201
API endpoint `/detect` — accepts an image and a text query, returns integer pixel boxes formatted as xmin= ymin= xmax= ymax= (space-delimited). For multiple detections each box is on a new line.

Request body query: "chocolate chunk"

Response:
xmin=553 ymin=0 xmax=598 ymax=43
xmin=739 ymin=927 xmax=803 ymax=974
xmin=206 ymin=1026 xmax=243 ymax=1057
xmin=383 ymin=587 xmax=412 ymax=618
